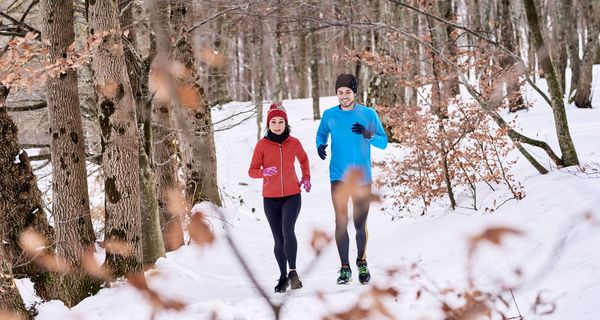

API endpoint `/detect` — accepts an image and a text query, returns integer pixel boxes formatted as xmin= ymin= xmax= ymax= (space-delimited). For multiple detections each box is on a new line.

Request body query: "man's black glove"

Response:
xmin=317 ymin=144 xmax=328 ymax=160
xmin=351 ymin=122 xmax=374 ymax=140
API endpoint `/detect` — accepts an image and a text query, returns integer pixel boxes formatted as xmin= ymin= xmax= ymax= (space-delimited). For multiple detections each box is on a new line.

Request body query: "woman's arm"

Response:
xmin=296 ymin=140 xmax=310 ymax=181
xmin=248 ymin=142 xmax=265 ymax=178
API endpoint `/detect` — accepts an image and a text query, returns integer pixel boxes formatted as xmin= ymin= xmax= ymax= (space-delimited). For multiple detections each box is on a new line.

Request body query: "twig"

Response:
xmin=7 ymin=101 xmax=47 ymax=112
xmin=509 ymin=288 xmax=523 ymax=319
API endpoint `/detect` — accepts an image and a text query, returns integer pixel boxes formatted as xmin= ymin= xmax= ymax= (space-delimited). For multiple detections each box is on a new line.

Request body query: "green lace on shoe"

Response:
xmin=358 ymin=263 xmax=369 ymax=276
xmin=339 ymin=268 xmax=351 ymax=278
xmin=337 ymin=266 xmax=352 ymax=284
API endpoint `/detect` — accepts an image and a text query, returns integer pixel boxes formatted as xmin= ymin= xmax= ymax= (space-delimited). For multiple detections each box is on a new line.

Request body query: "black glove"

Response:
xmin=351 ymin=122 xmax=374 ymax=139
xmin=317 ymin=144 xmax=328 ymax=160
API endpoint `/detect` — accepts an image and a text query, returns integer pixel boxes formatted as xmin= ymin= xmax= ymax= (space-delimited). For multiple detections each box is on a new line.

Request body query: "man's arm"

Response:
xmin=316 ymin=111 xmax=330 ymax=148
xmin=370 ymin=110 xmax=388 ymax=150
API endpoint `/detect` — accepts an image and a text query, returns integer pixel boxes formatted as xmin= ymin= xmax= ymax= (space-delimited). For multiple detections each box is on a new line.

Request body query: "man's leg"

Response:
xmin=352 ymin=184 xmax=371 ymax=262
xmin=331 ymin=181 xmax=351 ymax=266
xmin=352 ymin=184 xmax=372 ymax=284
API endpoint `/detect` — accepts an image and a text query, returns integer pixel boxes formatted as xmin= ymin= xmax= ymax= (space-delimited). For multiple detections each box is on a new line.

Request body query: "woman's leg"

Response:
xmin=263 ymin=197 xmax=287 ymax=275
xmin=281 ymin=194 xmax=301 ymax=270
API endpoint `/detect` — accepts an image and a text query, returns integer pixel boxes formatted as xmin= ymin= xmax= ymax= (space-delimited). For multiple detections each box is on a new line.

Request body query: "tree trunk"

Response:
xmin=42 ymin=0 xmax=101 ymax=305
xmin=499 ymin=0 xmax=525 ymax=112
xmin=207 ymin=11 xmax=229 ymax=105
xmin=574 ymin=2 xmax=600 ymax=109
xmin=298 ymin=32 xmax=308 ymax=99
xmin=559 ymin=0 xmax=580 ymax=97
xmin=171 ymin=0 xmax=222 ymax=207
xmin=0 ymin=244 xmax=31 ymax=320
xmin=254 ymin=21 xmax=265 ymax=140
xmin=440 ymin=0 xmax=460 ymax=96
xmin=119 ymin=0 xmax=165 ymax=265
xmin=0 ymin=86 xmax=55 ymax=301
xmin=523 ymin=0 xmax=579 ymax=166
xmin=138 ymin=139 xmax=166 ymax=264
xmin=552 ymin=3 xmax=568 ymax=92
xmin=273 ymin=0 xmax=284 ymax=102
xmin=148 ymin=0 xmax=184 ymax=251
xmin=310 ymin=28 xmax=321 ymax=120
xmin=88 ymin=0 xmax=143 ymax=276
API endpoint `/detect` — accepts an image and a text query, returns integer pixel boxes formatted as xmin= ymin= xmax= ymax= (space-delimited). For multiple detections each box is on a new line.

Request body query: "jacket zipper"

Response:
xmin=279 ymin=143 xmax=284 ymax=196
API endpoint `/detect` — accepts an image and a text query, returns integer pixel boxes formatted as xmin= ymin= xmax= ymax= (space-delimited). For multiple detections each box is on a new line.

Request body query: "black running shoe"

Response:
xmin=336 ymin=266 xmax=352 ymax=284
xmin=274 ymin=275 xmax=289 ymax=293
xmin=357 ymin=260 xmax=371 ymax=284
xmin=288 ymin=270 xmax=303 ymax=290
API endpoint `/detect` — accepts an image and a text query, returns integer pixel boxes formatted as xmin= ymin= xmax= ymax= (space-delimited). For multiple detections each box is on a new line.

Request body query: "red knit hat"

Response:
xmin=267 ymin=102 xmax=288 ymax=124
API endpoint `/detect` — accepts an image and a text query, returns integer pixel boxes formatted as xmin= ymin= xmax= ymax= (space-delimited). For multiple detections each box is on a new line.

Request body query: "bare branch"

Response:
xmin=0 ymin=9 xmax=40 ymax=35
xmin=7 ymin=101 xmax=47 ymax=112
xmin=383 ymin=0 xmax=554 ymax=108
xmin=343 ymin=21 xmax=557 ymax=172
xmin=20 ymin=143 xmax=50 ymax=149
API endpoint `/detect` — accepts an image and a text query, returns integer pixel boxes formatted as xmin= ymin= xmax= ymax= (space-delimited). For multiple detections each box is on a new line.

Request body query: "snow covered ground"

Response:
xmin=23 ymin=74 xmax=600 ymax=319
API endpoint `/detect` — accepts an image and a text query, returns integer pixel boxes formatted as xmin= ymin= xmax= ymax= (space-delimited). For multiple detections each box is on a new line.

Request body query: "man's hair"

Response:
xmin=335 ymin=74 xmax=358 ymax=93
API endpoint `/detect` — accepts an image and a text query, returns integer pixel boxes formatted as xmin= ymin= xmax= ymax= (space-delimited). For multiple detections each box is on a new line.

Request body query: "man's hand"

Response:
xmin=317 ymin=144 xmax=328 ymax=160
xmin=263 ymin=166 xmax=278 ymax=177
xmin=351 ymin=122 xmax=374 ymax=139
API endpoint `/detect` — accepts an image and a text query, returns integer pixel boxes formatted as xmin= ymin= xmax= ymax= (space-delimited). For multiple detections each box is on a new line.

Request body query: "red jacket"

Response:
xmin=248 ymin=136 xmax=310 ymax=198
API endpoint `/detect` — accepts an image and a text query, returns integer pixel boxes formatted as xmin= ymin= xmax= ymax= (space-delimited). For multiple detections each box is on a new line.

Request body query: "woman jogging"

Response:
xmin=248 ymin=102 xmax=311 ymax=293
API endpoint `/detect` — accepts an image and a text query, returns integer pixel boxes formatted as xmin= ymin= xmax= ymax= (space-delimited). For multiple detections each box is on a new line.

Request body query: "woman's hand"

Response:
xmin=300 ymin=178 xmax=311 ymax=192
xmin=263 ymin=166 xmax=278 ymax=177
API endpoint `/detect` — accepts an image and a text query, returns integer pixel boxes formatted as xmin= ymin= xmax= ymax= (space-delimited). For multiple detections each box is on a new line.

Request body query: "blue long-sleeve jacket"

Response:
xmin=316 ymin=103 xmax=388 ymax=184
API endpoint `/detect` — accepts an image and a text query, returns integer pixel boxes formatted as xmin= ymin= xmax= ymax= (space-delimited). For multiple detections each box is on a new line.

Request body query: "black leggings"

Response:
xmin=331 ymin=181 xmax=371 ymax=266
xmin=263 ymin=193 xmax=301 ymax=275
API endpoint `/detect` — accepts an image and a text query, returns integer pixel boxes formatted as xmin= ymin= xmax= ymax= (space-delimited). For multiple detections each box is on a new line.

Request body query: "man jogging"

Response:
xmin=316 ymin=73 xmax=388 ymax=285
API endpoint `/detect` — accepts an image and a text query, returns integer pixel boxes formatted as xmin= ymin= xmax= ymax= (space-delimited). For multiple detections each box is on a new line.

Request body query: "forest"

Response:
xmin=1 ymin=0 xmax=599 ymax=319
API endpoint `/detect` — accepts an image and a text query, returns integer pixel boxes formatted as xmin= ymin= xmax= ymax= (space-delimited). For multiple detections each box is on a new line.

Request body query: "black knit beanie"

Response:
xmin=335 ymin=74 xmax=358 ymax=93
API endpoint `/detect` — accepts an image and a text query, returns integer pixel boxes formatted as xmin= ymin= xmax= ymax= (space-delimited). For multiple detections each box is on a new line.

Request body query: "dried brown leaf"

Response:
xmin=82 ymin=250 xmax=111 ymax=281
xmin=166 ymin=188 xmax=187 ymax=218
xmin=19 ymin=229 xmax=47 ymax=256
xmin=188 ymin=212 xmax=215 ymax=247
xmin=38 ymin=254 xmax=72 ymax=274
xmin=469 ymin=227 xmax=524 ymax=248
xmin=104 ymin=240 xmax=134 ymax=256
xmin=177 ymin=84 xmax=202 ymax=111
xmin=0 ymin=310 xmax=28 ymax=320
xmin=96 ymin=82 xmax=122 ymax=99
xmin=310 ymin=229 xmax=332 ymax=255
xmin=197 ymin=48 xmax=226 ymax=68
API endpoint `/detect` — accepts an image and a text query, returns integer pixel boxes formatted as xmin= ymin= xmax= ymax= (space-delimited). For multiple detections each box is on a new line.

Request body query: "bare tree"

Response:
xmin=88 ymin=0 xmax=143 ymax=276
xmin=41 ymin=0 xmax=100 ymax=305
xmin=0 ymin=86 xmax=55 ymax=301
xmin=119 ymin=0 xmax=166 ymax=265
xmin=309 ymin=9 xmax=321 ymax=120
xmin=523 ymin=0 xmax=579 ymax=166
xmin=148 ymin=0 xmax=184 ymax=251
xmin=253 ymin=20 xmax=266 ymax=140
xmin=573 ymin=1 xmax=600 ymax=109
xmin=171 ymin=0 xmax=222 ymax=207
xmin=273 ymin=0 xmax=284 ymax=102
xmin=0 ymin=244 xmax=30 ymax=319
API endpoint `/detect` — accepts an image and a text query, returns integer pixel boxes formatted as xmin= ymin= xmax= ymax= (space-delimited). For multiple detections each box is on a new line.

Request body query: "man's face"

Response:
xmin=336 ymin=87 xmax=355 ymax=107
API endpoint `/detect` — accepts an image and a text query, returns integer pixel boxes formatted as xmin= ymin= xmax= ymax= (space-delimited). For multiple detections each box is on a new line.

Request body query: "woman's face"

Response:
xmin=268 ymin=116 xmax=286 ymax=135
